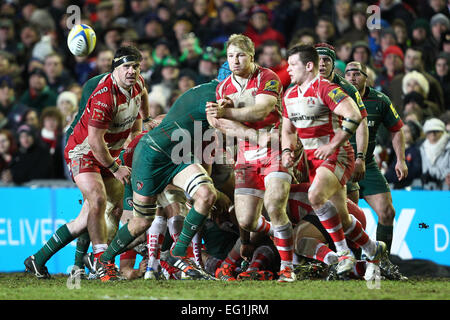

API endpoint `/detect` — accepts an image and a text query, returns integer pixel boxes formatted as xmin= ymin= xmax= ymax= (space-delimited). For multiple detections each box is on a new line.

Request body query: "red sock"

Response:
xmin=255 ymin=216 xmax=273 ymax=236
xmin=248 ymin=246 xmax=274 ymax=271
xmin=314 ymin=201 xmax=349 ymax=252
xmin=273 ymin=223 xmax=294 ymax=269
xmin=345 ymin=215 xmax=370 ymax=247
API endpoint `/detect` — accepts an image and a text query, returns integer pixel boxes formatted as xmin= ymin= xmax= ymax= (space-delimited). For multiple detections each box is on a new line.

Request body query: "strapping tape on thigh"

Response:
xmin=133 ymin=199 xmax=157 ymax=218
xmin=183 ymin=173 xmax=213 ymax=198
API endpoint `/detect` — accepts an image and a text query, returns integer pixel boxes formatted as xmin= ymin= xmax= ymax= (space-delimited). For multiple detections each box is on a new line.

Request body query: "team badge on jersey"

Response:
xmin=92 ymin=108 xmax=106 ymax=121
xmin=126 ymin=198 xmax=133 ymax=208
xmin=263 ymin=80 xmax=280 ymax=93
xmin=136 ymin=181 xmax=143 ymax=191
xmin=328 ymin=88 xmax=346 ymax=104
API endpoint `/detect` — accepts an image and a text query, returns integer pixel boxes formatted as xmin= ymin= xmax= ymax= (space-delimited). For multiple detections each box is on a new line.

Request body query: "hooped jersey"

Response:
xmin=216 ymin=65 xmax=283 ymax=163
xmin=282 ymin=75 xmax=351 ymax=158
xmin=64 ymin=73 xmax=145 ymax=161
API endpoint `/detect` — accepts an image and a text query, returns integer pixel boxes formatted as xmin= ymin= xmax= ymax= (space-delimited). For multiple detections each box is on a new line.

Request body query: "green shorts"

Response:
xmin=346 ymin=181 xmax=360 ymax=193
xmin=357 ymin=158 xmax=390 ymax=197
xmin=131 ymin=139 xmax=189 ymax=196
xmin=202 ymin=220 xmax=239 ymax=260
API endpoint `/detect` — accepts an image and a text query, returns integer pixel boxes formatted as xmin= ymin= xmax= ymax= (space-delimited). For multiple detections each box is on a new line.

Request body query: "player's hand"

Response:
xmin=352 ymin=158 xmax=366 ymax=182
xmin=395 ymin=160 xmax=408 ymax=181
xmin=139 ymin=258 xmax=148 ymax=273
xmin=314 ymin=144 xmax=335 ymax=160
xmin=206 ymin=102 xmax=225 ymax=118
xmin=218 ymin=96 xmax=234 ymax=109
xmin=282 ymin=149 xmax=295 ymax=168
xmin=114 ymin=165 xmax=131 ymax=185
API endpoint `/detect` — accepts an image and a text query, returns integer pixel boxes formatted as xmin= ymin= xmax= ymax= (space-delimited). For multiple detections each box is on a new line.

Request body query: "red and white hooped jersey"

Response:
xmin=64 ymin=73 xmax=145 ymax=162
xmin=216 ymin=65 xmax=283 ymax=163
xmin=282 ymin=75 xmax=351 ymax=156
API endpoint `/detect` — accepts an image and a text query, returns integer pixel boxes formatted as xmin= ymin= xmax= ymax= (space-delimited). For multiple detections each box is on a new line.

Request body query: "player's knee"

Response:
xmin=89 ymin=194 xmax=107 ymax=214
xmin=264 ymin=201 xmax=284 ymax=216
xmin=239 ymin=219 xmax=256 ymax=232
xmin=308 ymin=190 xmax=326 ymax=208
xmin=194 ymin=185 xmax=217 ymax=209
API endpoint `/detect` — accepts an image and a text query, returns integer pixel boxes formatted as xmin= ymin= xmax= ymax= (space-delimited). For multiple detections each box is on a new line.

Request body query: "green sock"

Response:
xmin=376 ymin=223 xmax=393 ymax=253
xmin=172 ymin=207 xmax=207 ymax=257
xmin=34 ymin=224 xmax=75 ymax=266
xmin=100 ymin=223 xmax=135 ymax=263
xmin=74 ymin=232 xmax=91 ymax=268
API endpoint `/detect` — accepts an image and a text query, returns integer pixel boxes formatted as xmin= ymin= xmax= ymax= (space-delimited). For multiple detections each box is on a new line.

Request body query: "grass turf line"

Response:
xmin=0 ymin=273 xmax=449 ymax=300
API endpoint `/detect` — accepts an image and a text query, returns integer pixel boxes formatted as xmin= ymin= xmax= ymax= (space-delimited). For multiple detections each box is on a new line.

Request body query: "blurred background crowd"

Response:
xmin=0 ymin=0 xmax=448 ymax=189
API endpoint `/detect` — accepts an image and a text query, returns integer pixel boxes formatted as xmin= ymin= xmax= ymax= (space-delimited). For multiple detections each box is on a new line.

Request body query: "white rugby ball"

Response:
xmin=67 ymin=24 xmax=96 ymax=57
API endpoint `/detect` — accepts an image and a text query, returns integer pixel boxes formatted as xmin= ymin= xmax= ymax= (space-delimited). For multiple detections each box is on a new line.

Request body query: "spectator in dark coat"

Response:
xmin=8 ymin=124 xmax=53 ymax=184
xmin=385 ymin=120 xmax=423 ymax=189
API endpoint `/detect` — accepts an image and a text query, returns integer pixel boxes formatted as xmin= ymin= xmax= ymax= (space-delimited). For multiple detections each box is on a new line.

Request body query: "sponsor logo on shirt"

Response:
xmin=92 ymin=108 xmax=105 ymax=121
xmin=92 ymin=86 xmax=108 ymax=98
xmin=263 ymin=80 xmax=280 ymax=93
xmin=328 ymin=88 xmax=346 ymax=104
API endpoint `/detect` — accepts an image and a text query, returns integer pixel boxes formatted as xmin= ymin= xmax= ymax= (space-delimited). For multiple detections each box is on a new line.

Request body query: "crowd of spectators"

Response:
xmin=0 ymin=0 xmax=448 ymax=189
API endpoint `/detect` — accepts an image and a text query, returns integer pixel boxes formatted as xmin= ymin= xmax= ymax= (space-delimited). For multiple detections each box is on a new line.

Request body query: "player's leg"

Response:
xmin=169 ymin=164 xmax=216 ymax=257
xmin=294 ymin=220 xmax=339 ymax=266
xmin=166 ymin=164 xmax=217 ymax=279
xmin=73 ymin=172 xmax=110 ymax=261
xmin=237 ymin=245 xmax=278 ymax=281
xmin=364 ymin=192 xmax=395 ymax=253
xmin=145 ymin=208 xmax=167 ymax=280
xmin=100 ymin=192 xmax=156 ymax=262
xmin=264 ymin=174 xmax=296 ymax=282
xmin=103 ymin=177 xmax=125 ymax=244
xmin=308 ymin=167 xmax=355 ymax=271
xmin=24 ymin=175 xmax=97 ymax=278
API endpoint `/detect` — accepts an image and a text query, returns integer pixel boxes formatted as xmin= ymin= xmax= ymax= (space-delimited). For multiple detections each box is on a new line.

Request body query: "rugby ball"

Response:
xmin=67 ymin=24 xmax=96 ymax=57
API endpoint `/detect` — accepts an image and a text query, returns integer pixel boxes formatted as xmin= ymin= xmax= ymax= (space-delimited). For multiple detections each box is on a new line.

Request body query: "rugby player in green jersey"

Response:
xmin=344 ymin=61 xmax=408 ymax=251
xmin=88 ymin=64 xmax=235 ymax=280
xmin=314 ymin=43 xmax=369 ymax=184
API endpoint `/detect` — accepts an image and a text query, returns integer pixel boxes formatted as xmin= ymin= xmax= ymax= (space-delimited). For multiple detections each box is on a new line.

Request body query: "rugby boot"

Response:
xmin=95 ymin=257 xmax=120 ymax=282
xmin=166 ymin=250 xmax=210 ymax=280
xmin=215 ymin=264 xmax=237 ymax=281
xmin=144 ymin=266 xmax=164 ymax=280
xmin=82 ymin=252 xmax=96 ymax=275
xmin=277 ymin=266 xmax=296 ymax=282
xmin=24 ymin=256 xmax=51 ymax=279
xmin=238 ymin=270 xmax=274 ymax=281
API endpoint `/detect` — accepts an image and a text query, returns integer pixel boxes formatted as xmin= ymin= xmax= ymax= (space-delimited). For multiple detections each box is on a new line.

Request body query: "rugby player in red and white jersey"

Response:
xmin=206 ymin=34 xmax=295 ymax=282
xmin=24 ymin=46 xmax=149 ymax=281
xmin=281 ymin=44 xmax=387 ymax=278
xmin=65 ymin=46 xmax=147 ymax=281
